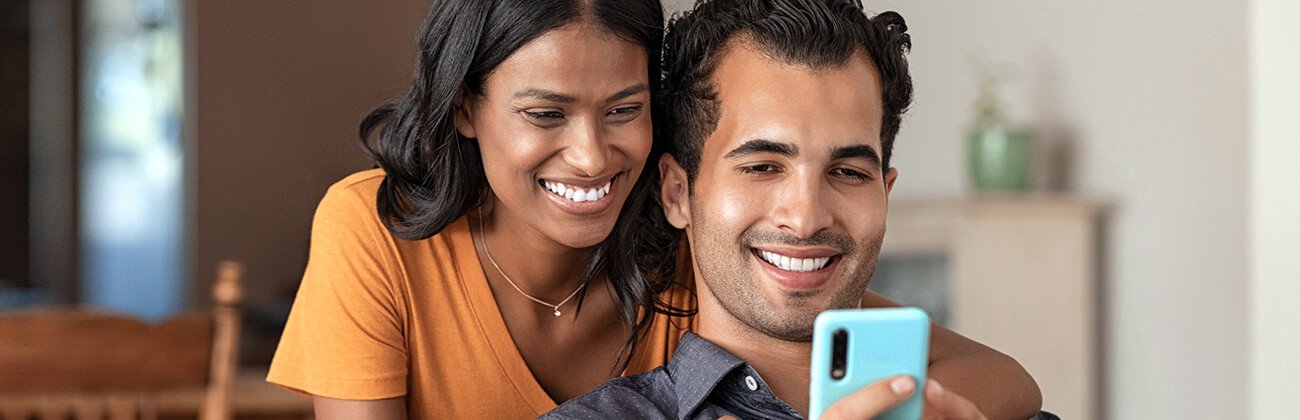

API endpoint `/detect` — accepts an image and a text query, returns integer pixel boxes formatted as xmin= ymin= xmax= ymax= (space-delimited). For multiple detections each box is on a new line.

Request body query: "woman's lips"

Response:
xmin=541 ymin=177 xmax=614 ymax=202
xmin=538 ymin=173 xmax=620 ymax=215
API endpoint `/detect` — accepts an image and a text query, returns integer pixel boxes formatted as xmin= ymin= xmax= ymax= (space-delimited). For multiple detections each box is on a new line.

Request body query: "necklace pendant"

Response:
xmin=553 ymin=309 xmax=562 ymax=317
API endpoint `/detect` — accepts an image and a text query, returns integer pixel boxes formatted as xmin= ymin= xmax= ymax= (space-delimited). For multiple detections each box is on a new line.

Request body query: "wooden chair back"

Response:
xmin=0 ymin=262 xmax=244 ymax=420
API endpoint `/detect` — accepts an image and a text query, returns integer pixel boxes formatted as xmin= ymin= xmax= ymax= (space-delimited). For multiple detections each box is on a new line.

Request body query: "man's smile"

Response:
xmin=753 ymin=248 xmax=839 ymax=272
xmin=749 ymin=246 xmax=844 ymax=290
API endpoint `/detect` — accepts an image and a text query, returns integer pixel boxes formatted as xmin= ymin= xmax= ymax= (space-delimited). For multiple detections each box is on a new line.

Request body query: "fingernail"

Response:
xmin=891 ymin=376 xmax=915 ymax=395
xmin=929 ymin=379 xmax=945 ymax=396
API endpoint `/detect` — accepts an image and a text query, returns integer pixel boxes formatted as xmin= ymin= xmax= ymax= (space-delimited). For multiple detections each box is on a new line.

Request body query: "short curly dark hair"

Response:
xmin=659 ymin=0 xmax=913 ymax=181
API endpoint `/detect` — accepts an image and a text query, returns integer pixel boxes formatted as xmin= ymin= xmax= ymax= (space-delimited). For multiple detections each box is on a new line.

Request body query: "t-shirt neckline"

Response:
xmin=447 ymin=215 xmax=559 ymax=414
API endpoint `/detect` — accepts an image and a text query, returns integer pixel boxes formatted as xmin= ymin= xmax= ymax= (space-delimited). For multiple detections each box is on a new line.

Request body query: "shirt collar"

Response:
xmin=666 ymin=332 xmax=749 ymax=419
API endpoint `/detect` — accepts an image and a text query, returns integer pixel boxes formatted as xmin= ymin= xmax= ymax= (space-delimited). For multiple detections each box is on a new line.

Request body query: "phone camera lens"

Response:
xmin=831 ymin=328 xmax=848 ymax=380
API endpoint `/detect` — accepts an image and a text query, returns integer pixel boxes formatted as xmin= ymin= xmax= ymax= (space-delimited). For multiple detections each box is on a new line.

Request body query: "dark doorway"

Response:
xmin=0 ymin=0 xmax=31 ymax=289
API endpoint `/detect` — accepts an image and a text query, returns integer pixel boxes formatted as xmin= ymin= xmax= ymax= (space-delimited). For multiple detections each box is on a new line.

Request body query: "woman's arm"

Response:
xmin=860 ymin=290 xmax=1042 ymax=420
xmin=313 ymin=396 xmax=408 ymax=420
xmin=268 ymin=179 xmax=412 ymax=414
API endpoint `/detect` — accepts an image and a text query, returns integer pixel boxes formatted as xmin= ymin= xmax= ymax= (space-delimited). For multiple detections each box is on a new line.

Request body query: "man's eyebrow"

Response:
xmin=723 ymin=139 xmax=798 ymax=159
xmin=605 ymin=84 xmax=648 ymax=103
xmin=831 ymin=144 xmax=882 ymax=168
xmin=514 ymin=89 xmax=576 ymax=103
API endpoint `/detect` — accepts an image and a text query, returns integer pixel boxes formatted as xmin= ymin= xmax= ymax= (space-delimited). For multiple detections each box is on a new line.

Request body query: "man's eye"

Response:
xmin=739 ymin=164 xmax=780 ymax=174
xmin=830 ymin=167 xmax=872 ymax=182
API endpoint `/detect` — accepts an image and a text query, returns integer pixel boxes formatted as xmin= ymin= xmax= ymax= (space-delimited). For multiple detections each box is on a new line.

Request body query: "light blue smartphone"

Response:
xmin=809 ymin=308 xmax=930 ymax=420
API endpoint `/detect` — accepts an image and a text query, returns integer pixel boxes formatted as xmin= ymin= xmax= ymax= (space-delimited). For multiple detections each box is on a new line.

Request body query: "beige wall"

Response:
xmin=893 ymin=2 xmax=1248 ymax=418
xmin=854 ymin=1 xmax=1250 ymax=419
xmin=1250 ymin=0 xmax=1300 ymax=416
xmin=191 ymin=1 xmax=428 ymax=328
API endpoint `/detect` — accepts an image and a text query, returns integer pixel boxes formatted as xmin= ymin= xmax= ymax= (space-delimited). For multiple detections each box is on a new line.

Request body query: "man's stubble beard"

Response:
xmin=689 ymin=203 xmax=883 ymax=343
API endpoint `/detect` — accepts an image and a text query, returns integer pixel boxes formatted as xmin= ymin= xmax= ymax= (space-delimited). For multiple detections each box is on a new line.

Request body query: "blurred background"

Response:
xmin=0 ymin=0 xmax=1295 ymax=419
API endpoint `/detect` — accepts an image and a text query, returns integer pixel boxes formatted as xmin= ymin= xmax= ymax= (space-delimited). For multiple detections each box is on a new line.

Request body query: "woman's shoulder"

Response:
xmin=311 ymin=169 xmax=389 ymax=225
xmin=323 ymin=168 xmax=387 ymax=204
xmin=311 ymin=168 xmax=470 ymax=258
xmin=332 ymin=167 xmax=387 ymax=189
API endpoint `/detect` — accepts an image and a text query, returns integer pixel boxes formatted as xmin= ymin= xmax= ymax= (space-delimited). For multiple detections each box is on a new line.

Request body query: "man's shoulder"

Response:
xmin=541 ymin=368 xmax=678 ymax=420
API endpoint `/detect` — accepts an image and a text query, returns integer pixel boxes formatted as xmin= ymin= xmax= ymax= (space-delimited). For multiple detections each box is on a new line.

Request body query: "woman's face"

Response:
xmin=456 ymin=23 xmax=652 ymax=249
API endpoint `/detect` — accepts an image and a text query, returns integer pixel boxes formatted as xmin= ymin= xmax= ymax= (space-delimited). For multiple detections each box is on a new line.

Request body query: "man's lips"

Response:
xmin=751 ymin=246 xmax=842 ymax=290
xmin=752 ymin=246 xmax=841 ymax=272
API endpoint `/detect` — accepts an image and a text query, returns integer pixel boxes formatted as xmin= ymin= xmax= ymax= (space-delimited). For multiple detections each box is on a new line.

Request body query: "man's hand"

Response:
xmin=819 ymin=376 xmax=990 ymax=420
xmin=818 ymin=375 xmax=915 ymax=420
xmin=920 ymin=380 xmax=989 ymax=420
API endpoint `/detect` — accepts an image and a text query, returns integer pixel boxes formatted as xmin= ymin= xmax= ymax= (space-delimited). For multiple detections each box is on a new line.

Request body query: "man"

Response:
xmin=544 ymin=0 xmax=1055 ymax=418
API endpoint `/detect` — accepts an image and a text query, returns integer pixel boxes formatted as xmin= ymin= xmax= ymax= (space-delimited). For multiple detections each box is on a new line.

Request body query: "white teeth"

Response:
xmin=545 ymin=182 xmax=563 ymax=196
xmin=543 ymin=179 xmax=613 ymax=203
xmin=757 ymin=250 xmax=832 ymax=273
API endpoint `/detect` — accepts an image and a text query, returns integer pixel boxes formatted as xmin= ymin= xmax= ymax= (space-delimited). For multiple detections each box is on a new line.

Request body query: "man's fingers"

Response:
xmin=819 ymin=375 xmax=916 ymax=420
xmin=924 ymin=379 xmax=989 ymax=420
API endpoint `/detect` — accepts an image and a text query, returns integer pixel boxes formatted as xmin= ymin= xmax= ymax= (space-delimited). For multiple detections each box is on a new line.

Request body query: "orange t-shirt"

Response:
xmin=267 ymin=169 xmax=697 ymax=419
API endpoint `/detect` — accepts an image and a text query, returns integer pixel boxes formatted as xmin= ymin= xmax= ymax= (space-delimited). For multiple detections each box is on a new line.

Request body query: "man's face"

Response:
xmin=661 ymin=43 xmax=897 ymax=342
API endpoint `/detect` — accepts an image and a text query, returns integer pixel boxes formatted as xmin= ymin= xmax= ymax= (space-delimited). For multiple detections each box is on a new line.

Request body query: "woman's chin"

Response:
xmin=551 ymin=220 xmax=618 ymax=250
xmin=557 ymin=231 xmax=614 ymax=250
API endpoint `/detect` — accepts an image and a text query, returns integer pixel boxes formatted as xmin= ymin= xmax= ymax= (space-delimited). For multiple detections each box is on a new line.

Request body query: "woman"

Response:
xmin=268 ymin=0 xmax=1040 ymax=418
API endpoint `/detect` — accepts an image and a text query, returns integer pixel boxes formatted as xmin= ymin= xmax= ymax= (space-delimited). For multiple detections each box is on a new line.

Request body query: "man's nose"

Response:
xmin=770 ymin=174 xmax=833 ymax=239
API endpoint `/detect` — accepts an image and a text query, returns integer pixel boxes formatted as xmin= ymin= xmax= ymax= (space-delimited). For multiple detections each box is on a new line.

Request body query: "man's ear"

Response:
xmin=885 ymin=167 xmax=898 ymax=194
xmin=659 ymin=154 xmax=691 ymax=229
xmin=452 ymin=89 xmax=477 ymax=139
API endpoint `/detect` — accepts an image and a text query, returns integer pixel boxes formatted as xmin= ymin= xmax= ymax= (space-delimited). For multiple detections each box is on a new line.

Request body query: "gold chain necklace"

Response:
xmin=477 ymin=208 xmax=586 ymax=317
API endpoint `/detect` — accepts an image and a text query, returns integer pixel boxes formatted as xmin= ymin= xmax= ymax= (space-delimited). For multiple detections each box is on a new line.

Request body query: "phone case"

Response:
xmin=809 ymin=308 xmax=930 ymax=420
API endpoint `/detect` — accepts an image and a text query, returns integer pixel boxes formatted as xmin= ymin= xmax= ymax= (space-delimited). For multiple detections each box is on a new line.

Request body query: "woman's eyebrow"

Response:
xmin=514 ymin=89 xmax=576 ymax=103
xmin=604 ymin=83 xmax=648 ymax=102
xmin=512 ymin=83 xmax=647 ymax=104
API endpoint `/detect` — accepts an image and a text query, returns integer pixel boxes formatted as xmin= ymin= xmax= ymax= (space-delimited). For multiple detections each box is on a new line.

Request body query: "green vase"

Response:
xmin=967 ymin=127 xmax=1032 ymax=192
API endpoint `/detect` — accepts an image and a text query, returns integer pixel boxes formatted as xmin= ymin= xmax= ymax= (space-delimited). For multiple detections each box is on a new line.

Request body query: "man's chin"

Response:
xmin=743 ymin=307 xmax=820 ymax=343
xmin=745 ymin=288 xmax=869 ymax=342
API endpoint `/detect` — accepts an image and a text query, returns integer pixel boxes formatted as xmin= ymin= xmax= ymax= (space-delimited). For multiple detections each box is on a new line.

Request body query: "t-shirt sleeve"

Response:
xmin=267 ymin=179 xmax=409 ymax=400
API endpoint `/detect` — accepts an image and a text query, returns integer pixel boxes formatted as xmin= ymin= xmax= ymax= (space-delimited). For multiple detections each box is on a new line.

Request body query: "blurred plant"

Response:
xmin=970 ymin=54 xmax=1009 ymax=131
xmin=966 ymin=53 xmax=1032 ymax=193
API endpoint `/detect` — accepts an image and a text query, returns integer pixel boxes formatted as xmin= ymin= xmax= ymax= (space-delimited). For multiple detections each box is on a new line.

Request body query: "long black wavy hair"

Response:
xmin=358 ymin=0 xmax=688 ymax=371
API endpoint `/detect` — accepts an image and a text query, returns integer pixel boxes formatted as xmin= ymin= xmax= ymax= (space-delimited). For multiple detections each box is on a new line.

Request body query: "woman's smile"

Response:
xmin=538 ymin=172 xmax=622 ymax=215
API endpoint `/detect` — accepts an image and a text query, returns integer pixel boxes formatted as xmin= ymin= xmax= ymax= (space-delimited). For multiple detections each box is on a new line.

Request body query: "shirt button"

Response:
xmin=745 ymin=375 xmax=758 ymax=391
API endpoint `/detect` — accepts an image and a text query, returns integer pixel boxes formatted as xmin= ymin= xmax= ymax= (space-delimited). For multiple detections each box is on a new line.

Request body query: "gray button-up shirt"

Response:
xmin=541 ymin=332 xmax=1061 ymax=420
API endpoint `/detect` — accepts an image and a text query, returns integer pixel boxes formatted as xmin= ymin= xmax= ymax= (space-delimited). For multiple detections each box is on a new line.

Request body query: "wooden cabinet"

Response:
xmin=879 ymin=197 xmax=1106 ymax=420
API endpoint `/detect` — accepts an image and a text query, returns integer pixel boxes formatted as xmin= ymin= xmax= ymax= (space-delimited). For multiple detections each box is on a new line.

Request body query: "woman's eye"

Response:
xmin=605 ymin=105 xmax=643 ymax=122
xmin=523 ymin=110 xmax=565 ymax=121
